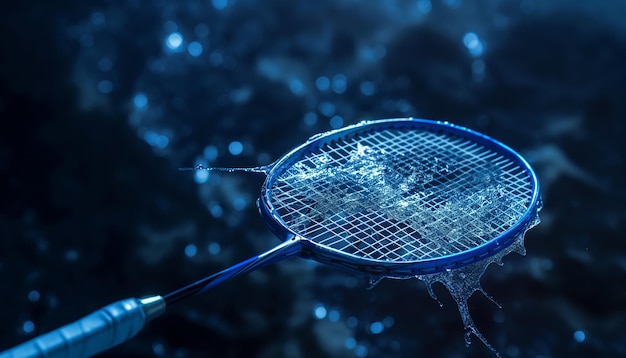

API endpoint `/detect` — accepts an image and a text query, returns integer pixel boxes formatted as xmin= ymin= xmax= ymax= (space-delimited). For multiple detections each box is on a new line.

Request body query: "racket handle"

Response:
xmin=0 ymin=296 xmax=165 ymax=358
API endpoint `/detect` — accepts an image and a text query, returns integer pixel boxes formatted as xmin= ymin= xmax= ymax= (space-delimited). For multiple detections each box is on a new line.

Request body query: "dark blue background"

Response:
xmin=1 ymin=0 xmax=624 ymax=357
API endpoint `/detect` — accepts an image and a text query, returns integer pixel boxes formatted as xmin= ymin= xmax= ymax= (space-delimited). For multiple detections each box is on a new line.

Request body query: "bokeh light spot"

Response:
xmin=315 ymin=76 xmax=330 ymax=91
xmin=369 ymin=321 xmax=384 ymax=334
xmin=209 ymin=202 xmax=223 ymax=218
xmin=330 ymin=115 xmax=344 ymax=129
xmin=165 ymin=32 xmax=184 ymax=51
xmin=332 ymin=74 xmax=347 ymax=94
xmin=98 ymin=57 xmax=113 ymax=72
xmin=318 ymin=101 xmax=336 ymax=117
xmin=228 ymin=141 xmax=243 ymax=155
xmin=463 ymin=32 xmax=484 ymax=57
xmin=188 ymin=41 xmax=203 ymax=57
xmin=184 ymin=244 xmax=197 ymax=257
xmin=97 ymin=80 xmax=113 ymax=94
xmin=22 ymin=321 xmax=35 ymax=334
xmin=359 ymin=81 xmax=376 ymax=96
xmin=212 ymin=0 xmax=228 ymax=10
xmin=27 ymin=290 xmax=40 ymax=303
xmin=303 ymin=112 xmax=317 ymax=126
xmin=345 ymin=337 xmax=357 ymax=350
xmin=288 ymin=78 xmax=304 ymax=95
xmin=133 ymin=93 xmax=148 ymax=110
xmin=313 ymin=304 xmax=327 ymax=319
xmin=574 ymin=330 xmax=586 ymax=343
xmin=208 ymin=242 xmax=221 ymax=255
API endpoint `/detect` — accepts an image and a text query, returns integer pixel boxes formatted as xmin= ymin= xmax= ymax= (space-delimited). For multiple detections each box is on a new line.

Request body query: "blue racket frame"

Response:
xmin=257 ymin=118 xmax=541 ymax=276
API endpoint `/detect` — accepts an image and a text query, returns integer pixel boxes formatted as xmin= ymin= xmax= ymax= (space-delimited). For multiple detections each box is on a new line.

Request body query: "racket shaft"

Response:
xmin=0 ymin=296 xmax=164 ymax=358
xmin=165 ymin=238 xmax=302 ymax=304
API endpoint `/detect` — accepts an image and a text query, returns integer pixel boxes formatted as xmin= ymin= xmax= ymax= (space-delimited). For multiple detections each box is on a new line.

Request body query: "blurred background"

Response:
xmin=0 ymin=0 xmax=624 ymax=357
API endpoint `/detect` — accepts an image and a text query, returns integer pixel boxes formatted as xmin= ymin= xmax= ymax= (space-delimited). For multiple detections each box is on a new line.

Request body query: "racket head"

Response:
xmin=258 ymin=118 xmax=541 ymax=276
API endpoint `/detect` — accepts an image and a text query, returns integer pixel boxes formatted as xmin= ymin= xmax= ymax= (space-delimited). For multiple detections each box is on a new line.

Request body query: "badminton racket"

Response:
xmin=0 ymin=118 xmax=541 ymax=358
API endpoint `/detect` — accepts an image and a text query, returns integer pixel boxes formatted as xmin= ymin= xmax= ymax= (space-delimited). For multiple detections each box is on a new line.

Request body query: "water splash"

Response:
xmin=417 ymin=228 xmax=533 ymax=357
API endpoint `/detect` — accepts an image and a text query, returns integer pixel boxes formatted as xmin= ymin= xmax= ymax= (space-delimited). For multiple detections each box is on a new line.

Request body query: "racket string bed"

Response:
xmin=270 ymin=127 xmax=533 ymax=262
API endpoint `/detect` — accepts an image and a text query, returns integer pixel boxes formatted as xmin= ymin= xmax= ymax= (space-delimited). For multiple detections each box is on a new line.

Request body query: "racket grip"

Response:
xmin=0 ymin=296 xmax=165 ymax=358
